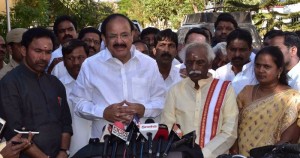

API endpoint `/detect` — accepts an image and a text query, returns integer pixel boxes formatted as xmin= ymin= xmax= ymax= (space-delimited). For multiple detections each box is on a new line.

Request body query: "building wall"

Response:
xmin=0 ymin=0 xmax=17 ymax=15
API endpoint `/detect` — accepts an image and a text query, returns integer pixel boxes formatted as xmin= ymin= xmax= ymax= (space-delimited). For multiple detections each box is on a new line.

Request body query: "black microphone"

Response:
xmin=140 ymin=119 xmax=158 ymax=156
xmin=111 ymin=122 xmax=127 ymax=158
xmin=100 ymin=124 xmax=112 ymax=158
xmin=162 ymin=124 xmax=183 ymax=158
xmin=153 ymin=124 xmax=169 ymax=158
xmin=171 ymin=130 xmax=196 ymax=149
xmin=125 ymin=114 xmax=140 ymax=146
xmin=136 ymin=132 xmax=147 ymax=158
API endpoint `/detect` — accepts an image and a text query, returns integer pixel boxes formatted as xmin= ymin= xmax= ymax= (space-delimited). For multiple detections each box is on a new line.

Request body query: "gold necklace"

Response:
xmin=254 ymin=83 xmax=279 ymax=101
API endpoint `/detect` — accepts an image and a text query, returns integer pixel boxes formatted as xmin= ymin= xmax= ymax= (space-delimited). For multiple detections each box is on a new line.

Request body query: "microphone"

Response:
xmin=111 ymin=122 xmax=127 ymax=158
xmin=125 ymin=114 xmax=140 ymax=146
xmin=171 ymin=130 xmax=196 ymax=149
xmin=100 ymin=124 xmax=113 ymax=158
xmin=162 ymin=124 xmax=183 ymax=158
xmin=153 ymin=124 xmax=169 ymax=158
xmin=136 ymin=132 xmax=147 ymax=158
xmin=139 ymin=119 xmax=159 ymax=156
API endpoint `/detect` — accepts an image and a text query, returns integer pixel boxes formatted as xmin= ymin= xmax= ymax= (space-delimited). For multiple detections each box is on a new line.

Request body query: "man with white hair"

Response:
xmin=161 ymin=42 xmax=238 ymax=158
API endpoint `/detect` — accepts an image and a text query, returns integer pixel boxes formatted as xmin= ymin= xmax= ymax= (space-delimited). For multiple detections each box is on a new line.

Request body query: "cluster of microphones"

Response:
xmin=100 ymin=114 xmax=197 ymax=158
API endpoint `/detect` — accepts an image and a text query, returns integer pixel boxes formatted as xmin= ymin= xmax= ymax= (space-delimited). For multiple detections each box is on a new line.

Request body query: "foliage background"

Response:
xmin=0 ymin=0 xmax=299 ymax=38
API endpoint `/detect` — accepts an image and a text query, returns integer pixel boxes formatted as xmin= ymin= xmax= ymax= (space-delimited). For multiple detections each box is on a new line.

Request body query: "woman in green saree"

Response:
xmin=231 ymin=46 xmax=300 ymax=156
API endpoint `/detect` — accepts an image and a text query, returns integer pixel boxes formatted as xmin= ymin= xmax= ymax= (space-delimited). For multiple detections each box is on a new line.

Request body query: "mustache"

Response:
xmin=89 ymin=46 xmax=96 ymax=52
xmin=63 ymin=34 xmax=73 ymax=40
xmin=189 ymin=70 xmax=202 ymax=75
xmin=36 ymin=60 xmax=49 ymax=66
xmin=113 ymin=43 xmax=126 ymax=48
xmin=231 ymin=57 xmax=243 ymax=61
xmin=160 ymin=52 xmax=172 ymax=58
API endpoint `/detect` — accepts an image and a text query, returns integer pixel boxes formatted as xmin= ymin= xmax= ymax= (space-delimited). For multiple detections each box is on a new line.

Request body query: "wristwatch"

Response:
xmin=60 ymin=148 xmax=70 ymax=156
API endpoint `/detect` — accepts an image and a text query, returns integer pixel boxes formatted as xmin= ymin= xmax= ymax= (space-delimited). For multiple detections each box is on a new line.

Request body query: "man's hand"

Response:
xmin=124 ymin=101 xmax=145 ymax=118
xmin=56 ymin=151 xmax=68 ymax=158
xmin=103 ymin=101 xmax=128 ymax=123
xmin=0 ymin=133 xmax=33 ymax=158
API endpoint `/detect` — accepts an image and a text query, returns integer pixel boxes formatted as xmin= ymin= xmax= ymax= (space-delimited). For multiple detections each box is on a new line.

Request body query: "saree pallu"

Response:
xmin=238 ymin=88 xmax=300 ymax=156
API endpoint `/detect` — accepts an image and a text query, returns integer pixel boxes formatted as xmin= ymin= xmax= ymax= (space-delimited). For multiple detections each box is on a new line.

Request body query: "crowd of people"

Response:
xmin=0 ymin=12 xmax=299 ymax=158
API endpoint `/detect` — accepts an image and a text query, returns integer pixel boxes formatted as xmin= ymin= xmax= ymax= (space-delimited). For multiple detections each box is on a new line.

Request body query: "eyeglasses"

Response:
xmin=83 ymin=39 xmax=101 ymax=46
xmin=65 ymin=56 xmax=86 ymax=63
xmin=107 ymin=33 xmax=131 ymax=41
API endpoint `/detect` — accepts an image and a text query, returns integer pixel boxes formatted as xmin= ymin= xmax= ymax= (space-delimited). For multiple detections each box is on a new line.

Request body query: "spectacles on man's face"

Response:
xmin=83 ymin=39 xmax=101 ymax=46
xmin=107 ymin=32 xmax=132 ymax=41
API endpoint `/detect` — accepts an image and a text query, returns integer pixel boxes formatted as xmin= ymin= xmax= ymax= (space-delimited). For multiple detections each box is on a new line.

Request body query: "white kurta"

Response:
xmin=70 ymin=46 xmax=166 ymax=138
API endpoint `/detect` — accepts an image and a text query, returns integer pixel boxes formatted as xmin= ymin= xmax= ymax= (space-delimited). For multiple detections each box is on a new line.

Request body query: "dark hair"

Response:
xmin=21 ymin=27 xmax=56 ymax=49
xmin=154 ymin=29 xmax=178 ymax=48
xmin=140 ymin=27 xmax=160 ymax=40
xmin=255 ymin=46 xmax=288 ymax=86
xmin=200 ymin=27 xmax=213 ymax=44
xmin=226 ymin=28 xmax=252 ymax=49
xmin=295 ymin=30 xmax=300 ymax=38
xmin=133 ymin=40 xmax=147 ymax=45
xmin=53 ymin=15 xmax=77 ymax=36
xmin=101 ymin=13 xmax=134 ymax=37
xmin=78 ymin=27 xmax=101 ymax=41
xmin=269 ymin=31 xmax=300 ymax=58
xmin=263 ymin=30 xmax=282 ymax=41
xmin=184 ymin=27 xmax=210 ymax=44
xmin=214 ymin=13 xmax=238 ymax=29
xmin=62 ymin=39 xmax=89 ymax=57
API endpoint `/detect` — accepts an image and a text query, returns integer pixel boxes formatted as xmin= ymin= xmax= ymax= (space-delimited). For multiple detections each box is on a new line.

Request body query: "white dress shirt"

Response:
xmin=51 ymin=61 xmax=68 ymax=79
xmin=70 ymin=46 xmax=166 ymax=138
xmin=287 ymin=61 xmax=300 ymax=91
xmin=48 ymin=45 xmax=62 ymax=68
xmin=164 ymin=64 xmax=182 ymax=90
xmin=215 ymin=60 xmax=258 ymax=95
xmin=59 ymin=71 xmax=92 ymax=157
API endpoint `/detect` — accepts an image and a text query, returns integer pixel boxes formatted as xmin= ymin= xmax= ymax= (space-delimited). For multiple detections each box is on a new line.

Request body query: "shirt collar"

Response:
xmin=287 ymin=61 xmax=300 ymax=79
xmin=166 ymin=65 xmax=180 ymax=81
xmin=59 ymin=71 xmax=75 ymax=85
xmin=186 ymin=76 xmax=213 ymax=90
xmin=19 ymin=63 xmax=46 ymax=79
xmin=101 ymin=45 xmax=138 ymax=63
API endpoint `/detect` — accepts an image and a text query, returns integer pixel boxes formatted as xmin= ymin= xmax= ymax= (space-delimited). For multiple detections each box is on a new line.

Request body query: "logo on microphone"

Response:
xmin=112 ymin=125 xmax=128 ymax=141
xmin=140 ymin=124 xmax=158 ymax=129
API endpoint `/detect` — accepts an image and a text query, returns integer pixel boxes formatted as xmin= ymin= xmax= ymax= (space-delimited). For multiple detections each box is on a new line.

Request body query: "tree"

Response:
xmin=0 ymin=0 xmax=115 ymax=36
xmin=225 ymin=0 xmax=300 ymax=36
xmin=118 ymin=0 xmax=206 ymax=29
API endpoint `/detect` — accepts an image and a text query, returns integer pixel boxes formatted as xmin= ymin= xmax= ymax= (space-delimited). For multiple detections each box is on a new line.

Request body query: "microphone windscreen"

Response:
xmin=154 ymin=124 xmax=169 ymax=140
xmin=145 ymin=118 xmax=155 ymax=124
xmin=114 ymin=121 xmax=125 ymax=130
xmin=172 ymin=124 xmax=183 ymax=139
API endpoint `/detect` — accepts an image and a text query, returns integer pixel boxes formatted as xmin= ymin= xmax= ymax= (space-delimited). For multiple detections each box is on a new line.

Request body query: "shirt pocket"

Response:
xmin=131 ymin=77 xmax=149 ymax=102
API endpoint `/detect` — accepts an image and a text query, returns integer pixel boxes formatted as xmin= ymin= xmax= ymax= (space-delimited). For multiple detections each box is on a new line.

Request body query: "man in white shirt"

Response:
xmin=51 ymin=27 xmax=102 ymax=79
xmin=215 ymin=28 xmax=257 ymax=95
xmin=47 ymin=15 xmax=77 ymax=74
xmin=153 ymin=29 xmax=182 ymax=90
xmin=60 ymin=39 xmax=91 ymax=156
xmin=268 ymin=31 xmax=300 ymax=91
xmin=70 ymin=14 xmax=166 ymax=138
